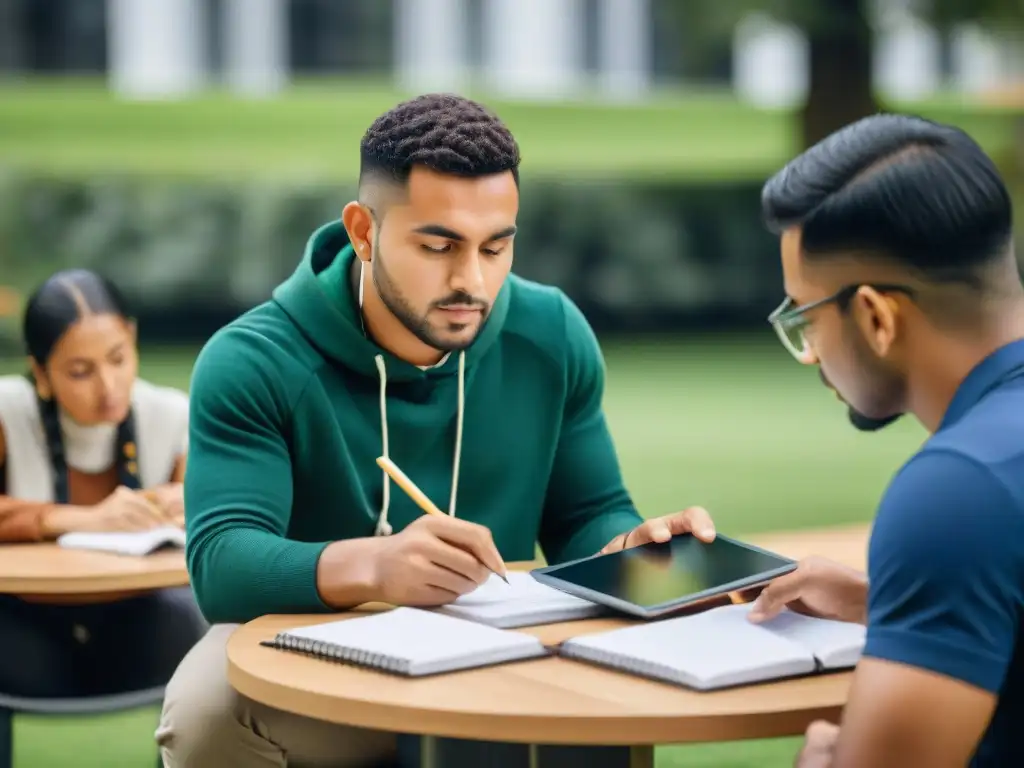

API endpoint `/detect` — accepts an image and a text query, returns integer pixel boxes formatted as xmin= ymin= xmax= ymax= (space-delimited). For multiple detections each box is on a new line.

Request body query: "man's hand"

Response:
xmin=795 ymin=721 xmax=840 ymax=768
xmin=747 ymin=556 xmax=868 ymax=625
xmin=599 ymin=507 xmax=716 ymax=554
xmin=366 ymin=515 xmax=504 ymax=606
xmin=315 ymin=515 xmax=505 ymax=610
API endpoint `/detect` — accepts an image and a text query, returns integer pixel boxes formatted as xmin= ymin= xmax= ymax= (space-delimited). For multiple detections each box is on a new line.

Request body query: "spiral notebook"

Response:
xmin=56 ymin=526 xmax=186 ymax=556
xmin=262 ymin=607 xmax=551 ymax=677
xmin=559 ymin=602 xmax=865 ymax=691
xmin=434 ymin=571 xmax=606 ymax=628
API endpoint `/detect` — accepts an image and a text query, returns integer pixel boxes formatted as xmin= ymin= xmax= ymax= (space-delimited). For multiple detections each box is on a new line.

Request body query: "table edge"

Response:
xmin=226 ymin=643 xmax=849 ymax=744
xmin=0 ymin=569 xmax=189 ymax=595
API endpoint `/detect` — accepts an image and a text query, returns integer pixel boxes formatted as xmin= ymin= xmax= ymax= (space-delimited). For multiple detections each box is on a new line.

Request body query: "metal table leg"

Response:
xmin=413 ymin=737 xmax=655 ymax=768
xmin=535 ymin=744 xmax=654 ymax=768
xmin=629 ymin=745 xmax=655 ymax=768
xmin=418 ymin=735 xmax=437 ymax=768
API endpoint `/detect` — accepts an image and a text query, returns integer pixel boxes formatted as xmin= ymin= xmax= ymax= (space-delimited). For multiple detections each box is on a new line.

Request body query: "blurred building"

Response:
xmin=0 ymin=0 xmax=1019 ymax=104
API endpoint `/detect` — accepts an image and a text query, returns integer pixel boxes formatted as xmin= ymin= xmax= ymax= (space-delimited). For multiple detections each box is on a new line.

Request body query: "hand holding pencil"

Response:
xmin=362 ymin=456 xmax=509 ymax=606
xmin=376 ymin=456 xmax=508 ymax=584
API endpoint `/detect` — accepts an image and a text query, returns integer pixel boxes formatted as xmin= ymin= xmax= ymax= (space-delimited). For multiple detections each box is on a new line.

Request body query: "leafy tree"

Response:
xmin=679 ymin=0 xmax=1023 ymax=148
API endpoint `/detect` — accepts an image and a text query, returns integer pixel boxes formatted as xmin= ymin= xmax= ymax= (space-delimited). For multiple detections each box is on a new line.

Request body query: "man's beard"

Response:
xmin=819 ymin=369 xmax=903 ymax=432
xmin=371 ymin=243 xmax=489 ymax=352
xmin=846 ymin=407 xmax=903 ymax=432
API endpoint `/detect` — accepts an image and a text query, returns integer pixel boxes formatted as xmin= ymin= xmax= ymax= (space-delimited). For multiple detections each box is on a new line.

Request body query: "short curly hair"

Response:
xmin=359 ymin=93 xmax=521 ymax=189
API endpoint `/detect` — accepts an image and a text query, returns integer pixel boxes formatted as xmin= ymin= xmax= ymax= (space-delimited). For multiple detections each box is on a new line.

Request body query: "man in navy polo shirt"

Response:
xmin=747 ymin=113 xmax=1024 ymax=768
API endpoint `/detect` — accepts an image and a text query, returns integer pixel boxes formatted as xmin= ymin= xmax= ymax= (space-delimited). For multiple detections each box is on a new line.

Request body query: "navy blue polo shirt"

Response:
xmin=865 ymin=339 xmax=1024 ymax=767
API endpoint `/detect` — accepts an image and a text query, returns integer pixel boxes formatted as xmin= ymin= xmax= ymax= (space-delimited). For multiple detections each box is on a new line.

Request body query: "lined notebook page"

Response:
xmin=560 ymin=603 xmax=820 ymax=690
xmin=57 ymin=526 xmax=186 ymax=556
xmin=275 ymin=607 xmax=549 ymax=676
xmin=436 ymin=572 xmax=605 ymax=628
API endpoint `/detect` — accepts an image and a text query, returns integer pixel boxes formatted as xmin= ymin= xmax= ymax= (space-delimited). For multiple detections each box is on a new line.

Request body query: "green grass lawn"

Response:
xmin=2 ymin=336 xmax=925 ymax=767
xmin=0 ymin=78 xmax=1017 ymax=182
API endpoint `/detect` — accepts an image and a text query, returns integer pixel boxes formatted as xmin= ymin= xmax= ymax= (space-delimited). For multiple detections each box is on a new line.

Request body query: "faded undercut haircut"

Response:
xmin=358 ymin=93 xmax=521 ymax=210
xmin=761 ymin=113 xmax=1014 ymax=290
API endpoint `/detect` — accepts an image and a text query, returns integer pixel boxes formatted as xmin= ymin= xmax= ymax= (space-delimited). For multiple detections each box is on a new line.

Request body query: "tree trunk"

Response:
xmin=800 ymin=0 xmax=877 ymax=149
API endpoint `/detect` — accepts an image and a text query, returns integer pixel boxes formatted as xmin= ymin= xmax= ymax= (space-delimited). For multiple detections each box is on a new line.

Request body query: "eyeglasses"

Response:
xmin=768 ymin=283 xmax=915 ymax=363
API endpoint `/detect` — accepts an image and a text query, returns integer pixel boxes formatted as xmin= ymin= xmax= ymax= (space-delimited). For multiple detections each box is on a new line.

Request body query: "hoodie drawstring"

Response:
xmin=373 ymin=350 xmax=466 ymax=537
xmin=373 ymin=355 xmax=392 ymax=536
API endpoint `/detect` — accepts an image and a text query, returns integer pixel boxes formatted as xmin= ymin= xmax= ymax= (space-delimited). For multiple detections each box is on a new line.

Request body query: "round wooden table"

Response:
xmin=0 ymin=543 xmax=188 ymax=601
xmin=227 ymin=523 xmax=870 ymax=768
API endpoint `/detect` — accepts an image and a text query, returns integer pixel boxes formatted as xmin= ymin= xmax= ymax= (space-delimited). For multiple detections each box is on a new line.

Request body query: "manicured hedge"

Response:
xmin=0 ymin=81 xmax=1018 ymax=182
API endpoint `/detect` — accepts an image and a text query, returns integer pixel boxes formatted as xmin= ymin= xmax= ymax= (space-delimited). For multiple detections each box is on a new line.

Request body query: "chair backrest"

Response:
xmin=0 ymin=686 xmax=166 ymax=716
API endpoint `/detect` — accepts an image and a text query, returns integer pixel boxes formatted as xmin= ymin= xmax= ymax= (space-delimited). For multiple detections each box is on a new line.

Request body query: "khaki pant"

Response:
xmin=156 ymin=624 xmax=397 ymax=767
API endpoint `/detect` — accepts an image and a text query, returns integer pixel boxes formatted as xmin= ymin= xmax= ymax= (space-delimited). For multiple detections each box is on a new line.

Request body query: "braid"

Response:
xmin=36 ymin=392 xmax=70 ymax=503
xmin=31 ymin=364 xmax=141 ymax=502
xmin=36 ymin=388 xmax=142 ymax=503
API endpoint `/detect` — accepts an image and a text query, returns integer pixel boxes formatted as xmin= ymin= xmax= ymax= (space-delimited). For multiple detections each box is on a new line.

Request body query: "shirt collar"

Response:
xmin=940 ymin=338 xmax=1024 ymax=430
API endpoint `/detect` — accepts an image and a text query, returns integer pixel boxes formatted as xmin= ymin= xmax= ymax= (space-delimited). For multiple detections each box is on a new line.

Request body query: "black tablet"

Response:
xmin=530 ymin=533 xmax=797 ymax=620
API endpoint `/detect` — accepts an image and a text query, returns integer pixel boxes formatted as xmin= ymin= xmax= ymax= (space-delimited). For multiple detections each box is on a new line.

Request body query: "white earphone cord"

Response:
xmin=359 ymin=261 xmax=465 ymax=536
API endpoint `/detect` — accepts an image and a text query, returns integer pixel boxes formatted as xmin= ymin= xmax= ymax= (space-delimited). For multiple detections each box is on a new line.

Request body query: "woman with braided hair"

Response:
xmin=0 ymin=268 xmax=205 ymax=698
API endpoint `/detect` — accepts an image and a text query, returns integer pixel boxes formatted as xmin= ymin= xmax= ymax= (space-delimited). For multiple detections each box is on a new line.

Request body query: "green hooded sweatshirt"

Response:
xmin=184 ymin=221 xmax=642 ymax=623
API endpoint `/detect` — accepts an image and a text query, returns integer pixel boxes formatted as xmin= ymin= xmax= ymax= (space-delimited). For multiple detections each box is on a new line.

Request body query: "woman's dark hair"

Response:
xmin=22 ymin=269 xmax=141 ymax=503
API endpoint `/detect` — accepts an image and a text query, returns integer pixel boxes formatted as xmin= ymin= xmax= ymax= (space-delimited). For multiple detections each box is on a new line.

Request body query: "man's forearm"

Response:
xmin=188 ymin=530 xmax=388 ymax=622
xmin=315 ymin=537 xmax=386 ymax=609
xmin=187 ymin=527 xmax=334 ymax=623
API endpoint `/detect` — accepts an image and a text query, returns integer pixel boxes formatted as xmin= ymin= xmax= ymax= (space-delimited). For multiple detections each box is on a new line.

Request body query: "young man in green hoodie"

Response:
xmin=156 ymin=93 xmax=716 ymax=767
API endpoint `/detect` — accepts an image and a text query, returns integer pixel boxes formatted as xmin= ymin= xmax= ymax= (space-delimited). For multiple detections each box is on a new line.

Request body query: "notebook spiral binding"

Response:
xmin=560 ymin=643 xmax=676 ymax=683
xmin=273 ymin=632 xmax=411 ymax=675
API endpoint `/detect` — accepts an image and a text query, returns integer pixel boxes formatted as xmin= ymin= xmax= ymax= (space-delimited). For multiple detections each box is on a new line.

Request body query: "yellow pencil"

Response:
xmin=375 ymin=456 xmax=509 ymax=584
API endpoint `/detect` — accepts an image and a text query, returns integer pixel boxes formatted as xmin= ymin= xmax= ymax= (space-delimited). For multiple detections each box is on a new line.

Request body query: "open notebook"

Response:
xmin=56 ymin=526 xmax=186 ymax=556
xmin=434 ymin=571 xmax=605 ymax=628
xmin=262 ymin=607 xmax=550 ymax=676
xmin=559 ymin=602 xmax=865 ymax=691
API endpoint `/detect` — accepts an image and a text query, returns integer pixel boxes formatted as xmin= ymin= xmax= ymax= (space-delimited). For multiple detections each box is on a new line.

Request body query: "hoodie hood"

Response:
xmin=273 ymin=220 xmax=511 ymax=537
xmin=273 ymin=220 xmax=510 ymax=384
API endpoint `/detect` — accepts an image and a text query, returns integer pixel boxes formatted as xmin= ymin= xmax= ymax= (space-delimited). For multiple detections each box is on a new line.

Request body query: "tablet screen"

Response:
xmin=535 ymin=534 xmax=795 ymax=614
